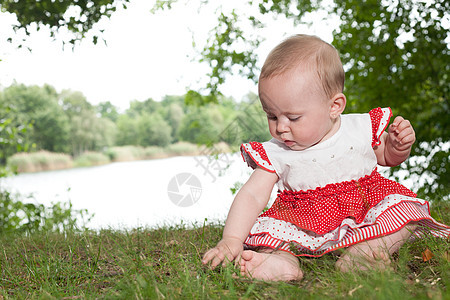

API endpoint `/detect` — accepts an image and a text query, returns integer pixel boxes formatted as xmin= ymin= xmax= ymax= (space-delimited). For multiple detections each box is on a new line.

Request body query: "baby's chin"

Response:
xmin=288 ymin=144 xmax=310 ymax=151
xmin=278 ymin=139 xmax=310 ymax=151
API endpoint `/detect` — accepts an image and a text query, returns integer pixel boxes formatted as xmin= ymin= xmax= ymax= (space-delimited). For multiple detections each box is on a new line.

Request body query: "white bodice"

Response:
xmin=263 ymin=113 xmax=378 ymax=191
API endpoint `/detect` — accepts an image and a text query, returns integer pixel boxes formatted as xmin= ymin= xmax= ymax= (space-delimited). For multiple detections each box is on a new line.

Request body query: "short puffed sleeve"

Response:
xmin=240 ymin=142 xmax=276 ymax=173
xmin=369 ymin=107 xmax=392 ymax=147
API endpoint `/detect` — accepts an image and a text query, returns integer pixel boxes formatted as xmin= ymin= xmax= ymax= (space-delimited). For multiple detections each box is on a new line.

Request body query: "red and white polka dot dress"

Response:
xmin=240 ymin=107 xmax=450 ymax=257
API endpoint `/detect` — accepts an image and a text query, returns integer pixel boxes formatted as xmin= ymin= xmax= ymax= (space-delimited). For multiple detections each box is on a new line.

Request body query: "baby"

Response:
xmin=202 ymin=34 xmax=450 ymax=281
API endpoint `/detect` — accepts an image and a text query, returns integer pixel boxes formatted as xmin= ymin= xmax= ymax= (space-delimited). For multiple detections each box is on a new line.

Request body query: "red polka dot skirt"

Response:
xmin=260 ymin=169 xmax=416 ymax=235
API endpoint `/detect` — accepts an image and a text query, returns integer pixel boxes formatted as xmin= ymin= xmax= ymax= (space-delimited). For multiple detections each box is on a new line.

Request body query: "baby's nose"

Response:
xmin=276 ymin=118 xmax=290 ymax=133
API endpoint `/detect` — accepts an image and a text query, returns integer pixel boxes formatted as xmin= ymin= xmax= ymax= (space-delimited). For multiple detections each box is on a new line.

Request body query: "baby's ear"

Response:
xmin=329 ymin=93 xmax=346 ymax=119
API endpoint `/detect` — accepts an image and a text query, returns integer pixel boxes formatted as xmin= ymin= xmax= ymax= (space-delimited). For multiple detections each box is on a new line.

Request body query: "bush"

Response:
xmin=74 ymin=151 xmax=110 ymax=167
xmin=106 ymin=145 xmax=169 ymax=161
xmin=165 ymin=142 xmax=200 ymax=156
xmin=106 ymin=146 xmax=144 ymax=162
xmin=0 ymin=189 xmax=91 ymax=234
xmin=7 ymin=151 xmax=73 ymax=173
xmin=211 ymin=142 xmax=231 ymax=154
xmin=142 ymin=146 xmax=166 ymax=159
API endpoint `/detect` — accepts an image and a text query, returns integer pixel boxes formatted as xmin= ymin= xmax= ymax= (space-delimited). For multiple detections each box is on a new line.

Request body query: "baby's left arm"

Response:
xmin=374 ymin=116 xmax=416 ymax=167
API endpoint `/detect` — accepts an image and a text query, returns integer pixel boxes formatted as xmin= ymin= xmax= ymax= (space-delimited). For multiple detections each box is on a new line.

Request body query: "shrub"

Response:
xmin=74 ymin=151 xmax=110 ymax=167
xmin=165 ymin=142 xmax=200 ymax=156
xmin=105 ymin=146 xmax=143 ymax=162
xmin=142 ymin=146 xmax=166 ymax=159
xmin=7 ymin=151 xmax=73 ymax=173
xmin=0 ymin=189 xmax=91 ymax=234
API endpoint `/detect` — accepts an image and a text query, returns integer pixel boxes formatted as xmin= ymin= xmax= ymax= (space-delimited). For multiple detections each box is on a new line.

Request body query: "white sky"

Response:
xmin=0 ymin=0 xmax=338 ymax=111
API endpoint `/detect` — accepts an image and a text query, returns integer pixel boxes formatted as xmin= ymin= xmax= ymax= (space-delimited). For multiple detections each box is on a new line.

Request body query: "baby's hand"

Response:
xmin=202 ymin=237 xmax=243 ymax=268
xmin=387 ymin=116 xmax=415 ymax=152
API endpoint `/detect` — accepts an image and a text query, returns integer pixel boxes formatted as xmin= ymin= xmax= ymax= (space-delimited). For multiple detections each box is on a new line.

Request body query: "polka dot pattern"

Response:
xmin=259 ymin=169 xmax=416 ymax=234
xmin=369 ymin=107 xmax=392 ymax=147
xmin=246 ymin=194 xmax=450 ymax=256
xmin=240 ymin=142 xmax=275 ymax=173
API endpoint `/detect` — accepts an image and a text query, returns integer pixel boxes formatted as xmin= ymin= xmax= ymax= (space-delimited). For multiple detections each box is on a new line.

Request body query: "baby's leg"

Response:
xmin=336 ymin=223 xmax=417 ymax=272
xmin=239 ymin=248 xmax=303 ymax=281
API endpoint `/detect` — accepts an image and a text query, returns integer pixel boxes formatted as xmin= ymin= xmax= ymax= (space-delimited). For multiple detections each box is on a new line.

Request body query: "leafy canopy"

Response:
xmin=0 ymin=0 xmax=129 ymax=47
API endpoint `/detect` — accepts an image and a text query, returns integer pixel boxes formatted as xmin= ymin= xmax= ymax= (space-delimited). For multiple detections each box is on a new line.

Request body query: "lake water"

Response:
xmin=1 ymin=152 xmax=419 ymax=231
xmin=2 ymin=153 xmax=256 ymax=230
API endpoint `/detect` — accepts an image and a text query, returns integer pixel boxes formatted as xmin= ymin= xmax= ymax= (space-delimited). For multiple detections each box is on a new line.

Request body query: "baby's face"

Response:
xmin=258 ymin=69 xmax=340 ymax=151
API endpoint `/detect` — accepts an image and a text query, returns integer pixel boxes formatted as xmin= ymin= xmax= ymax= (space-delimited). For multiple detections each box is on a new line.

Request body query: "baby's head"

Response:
xmin=258 ymin=34 xmax=346 ymax=150
xmin=260 ymin=34 xmax=344 ymax=99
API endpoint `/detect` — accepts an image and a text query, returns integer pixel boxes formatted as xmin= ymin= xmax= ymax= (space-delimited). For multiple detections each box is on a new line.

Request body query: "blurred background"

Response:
xmin=0 ymin=0 xmax=448 ymax=232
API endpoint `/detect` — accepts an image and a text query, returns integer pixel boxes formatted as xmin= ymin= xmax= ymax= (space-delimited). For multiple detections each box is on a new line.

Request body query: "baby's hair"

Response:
xmin=260 ymin=34 xmax=345 ymax=99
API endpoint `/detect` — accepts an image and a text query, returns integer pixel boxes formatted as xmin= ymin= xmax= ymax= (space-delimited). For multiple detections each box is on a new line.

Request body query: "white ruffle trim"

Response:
xmin=373 ymin=107 xmax=392 ymax=146
xmin=241 ymin=143 xmax=275 ymax=173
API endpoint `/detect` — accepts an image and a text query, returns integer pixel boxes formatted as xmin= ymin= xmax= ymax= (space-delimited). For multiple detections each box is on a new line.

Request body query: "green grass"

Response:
xmin=0 ymin=219 xmax=448 ymax=299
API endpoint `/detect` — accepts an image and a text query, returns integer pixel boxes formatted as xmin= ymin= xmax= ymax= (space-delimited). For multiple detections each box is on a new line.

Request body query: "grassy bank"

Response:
xmin=6 ymin=151 xmax=73 ymax=173
xmin=1 ymin=215 xmax=449 ymax=299
xmin=6 ymin=142 xmax=231 ymax=173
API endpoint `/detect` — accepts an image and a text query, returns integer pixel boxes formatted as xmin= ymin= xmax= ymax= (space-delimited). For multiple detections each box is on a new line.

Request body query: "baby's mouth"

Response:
xmin=283 ymin=140 xmax=295 ymax=147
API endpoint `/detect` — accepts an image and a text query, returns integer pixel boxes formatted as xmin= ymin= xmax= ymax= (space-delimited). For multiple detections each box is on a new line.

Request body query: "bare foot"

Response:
xmin=336 ymin=223 xmax=417 ymax=272
xmin=239 ymin=250 xmax=303 ymax=281
xmin=335 ymin=242 xmax=392 ymax=272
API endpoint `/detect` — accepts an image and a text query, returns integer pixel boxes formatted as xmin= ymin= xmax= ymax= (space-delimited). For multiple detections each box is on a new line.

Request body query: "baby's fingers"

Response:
xmin=389 ymin=116 xmax=405 ymax=132
xmin=203 ymin=250 xmax=237 ymax=270
xmin=221 ymin=251 xmax=236 ymax=267
xmin=397 ymin=131 xmax=415 ymax=146
xmin=211 ymin=252 xmax=226 ymax=268
xmin=390 ymin=118 xmax=413 ymax=134
xmin=202 ymin=248 xmax=221 ymax=267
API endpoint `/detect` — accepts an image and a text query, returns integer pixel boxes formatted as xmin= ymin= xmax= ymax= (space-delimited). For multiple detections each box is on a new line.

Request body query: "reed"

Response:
xmin=6 ymin=142 xmax=233 ymax=173
xmin=7 ymin=151 xmax=73 ymax=173
xmin=164 ymin=141 xmax=201 ymax=156
xmin=74 ymin=151 xmax=111 ymax=167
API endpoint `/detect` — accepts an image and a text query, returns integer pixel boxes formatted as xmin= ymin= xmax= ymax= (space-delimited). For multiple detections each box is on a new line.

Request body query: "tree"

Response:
xmin=236 ymin=93 xmax=271 ymax=145
xmin=155 ymin=0 xmax=449 ymax=198
xmin=95 ymin=117 xmax=117 ymax=149
xmin=0 ymin=0 xmax=129 ymax=47
xmin=127 ymin=98 xmax=162 ymax=118
xmin=97 ymin=101 xmax=120 ymax=123
xmin=0 ymin=101 xmax=31 ymax=170
xmin=177 ymin=104 xmax=224 ymax=145
xmin=59 ymin=89 xmax=116 ymax=155
xmin=166 ymin=103 xmax=184 ymax=141
xmin=137 ymin=113 xmax=172 ymax=147
xmin=0 ymin=84 xmax=70 ymax=153
xmin=116 ymin=114 xmax=139 ymax=146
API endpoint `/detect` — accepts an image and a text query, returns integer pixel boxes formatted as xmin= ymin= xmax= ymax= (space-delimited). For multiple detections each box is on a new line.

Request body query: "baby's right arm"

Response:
xmin=202 ymin=167 xmax=278 ymax=268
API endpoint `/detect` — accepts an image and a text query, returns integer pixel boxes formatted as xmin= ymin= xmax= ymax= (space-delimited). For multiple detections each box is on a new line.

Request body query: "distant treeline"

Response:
xmin=0 ymin=83 xmax=271 ymax=165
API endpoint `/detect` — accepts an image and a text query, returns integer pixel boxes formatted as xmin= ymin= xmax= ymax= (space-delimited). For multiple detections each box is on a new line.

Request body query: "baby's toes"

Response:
xmin=371 ymin=250 xmax=392 ymax=270
xmin=372 ymin=249 xmax=390 ymax=262
xmin=335 ymin=255 xmax=353 ymax=272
